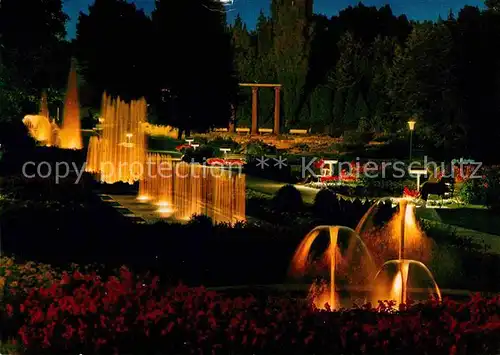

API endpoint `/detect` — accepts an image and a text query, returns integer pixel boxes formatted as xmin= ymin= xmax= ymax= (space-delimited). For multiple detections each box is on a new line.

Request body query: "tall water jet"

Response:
xmin=85 ymin=93 xmax=147 ymax=184
xmin=85 ymin=136 xmax=101 ymax=173
xmin=358 ymin=199 xmax=441 ymax=306
xmin=355 ymin=198 xmax=432 ymax=266
xmin=59 ymin=61 xmax=82 ymax=149
xmin=289 ymin=226 xmax=375 ymax=310
xmin=23 ymin=114 xmax=54 ymax=146
xmin=137 ymin=155 xmax=246 ymax=224
xmin=40 ymin=91 xmax=49 ymax=120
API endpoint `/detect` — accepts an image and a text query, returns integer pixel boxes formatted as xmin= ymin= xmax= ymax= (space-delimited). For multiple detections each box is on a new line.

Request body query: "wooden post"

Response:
xmin=274 ymin=86 xmax=280 ymax=135
xmin=251 ymin=87 xmax=258 ymax=135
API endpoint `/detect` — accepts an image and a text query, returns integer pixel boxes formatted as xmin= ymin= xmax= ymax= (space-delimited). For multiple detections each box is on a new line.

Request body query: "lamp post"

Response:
xmin=407 ymin=119 xmax=416 ymax=162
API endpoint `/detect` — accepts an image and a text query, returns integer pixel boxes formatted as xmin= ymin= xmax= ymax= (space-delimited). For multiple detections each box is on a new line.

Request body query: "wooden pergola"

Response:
xmin=234 ymin=83 xmax=282 ymax=135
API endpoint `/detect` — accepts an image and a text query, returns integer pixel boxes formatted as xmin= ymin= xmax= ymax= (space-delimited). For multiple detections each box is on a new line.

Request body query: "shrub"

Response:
xmin=273 ymin=185 xmax=304 ymax=213
xmin=181 ymin=145 xmax=215 ymax=163
xmin=485 ymin=171 xmax=500 ymax=212
xmin=313 ymin=189 xmax=340 ymax=221
xmin=458 ymin=177 xmax=487 ymax=204
xmin=342 ymin=130 xmax=374 ymax=146
xmin=427 ymin=243 xmax=463 ymax=288
xmin=207 ymin=136 xmax=240 ymax=152
xmin=245 ymin=140 xmax=277 ymax=157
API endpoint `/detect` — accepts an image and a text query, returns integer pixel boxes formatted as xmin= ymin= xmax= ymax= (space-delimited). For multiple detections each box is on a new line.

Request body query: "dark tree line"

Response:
xmin=2 ymin=0 xmax=500 ymax=161
xmin=231 ymin=1 xmax=500 ymax=162
xmin=75 ymin=0 xmax=237 ymax=136
xmin=0 ymin=0 xmax=70 ymax=121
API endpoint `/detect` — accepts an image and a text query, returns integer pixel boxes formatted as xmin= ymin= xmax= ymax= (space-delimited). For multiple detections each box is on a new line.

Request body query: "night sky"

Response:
xmin=64 ymin=0 xmax=485 ymax=38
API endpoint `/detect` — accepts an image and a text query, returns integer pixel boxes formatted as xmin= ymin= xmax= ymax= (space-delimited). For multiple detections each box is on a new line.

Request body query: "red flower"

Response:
xmin=206 ymin=158 xmax=245 ymax=166
xmin=314 ymin=159 xmax=325 ymax=169
xmin=175 ymin=144 xmax=191 ymax=151
xmin=403 ymin=186 xmax=420 ymax=198
xmin=6 ymin=304 xmax=14 ymax=316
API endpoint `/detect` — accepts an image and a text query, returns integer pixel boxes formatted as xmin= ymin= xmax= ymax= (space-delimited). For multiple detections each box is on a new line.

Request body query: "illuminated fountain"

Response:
xmin=85 ymin=136 xmax=100 ymax=173
xmin=23 ymin=114 xmax=57 ymax=146
xmin=137 ymin=153 xmax=175 ymax=214
xmin=137 ymin=154 xmax=246 ymax=224
xmin=366 ymin=200 xmax=441 ymax=306
xmin=59 ymin=61 xmax=82 ymax=149
xmin=23 ymin=92 xmax=59 ymax=146
xmin=291 ymin=199 xmax=441 ymax=310
xmin=24 ymin=63 xmax=82 ymax=149
xmin=85 ymin=93 xmax=147 ymax=184
xmin=40 ymin=91 xmax=50 ymax=120
xmin=289 ymin=226 xmax=375 ymax=310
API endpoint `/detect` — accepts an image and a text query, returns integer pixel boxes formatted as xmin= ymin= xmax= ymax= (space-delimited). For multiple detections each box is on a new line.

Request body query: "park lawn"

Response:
xmin=147 ymin=136 xmax=183 ymax=152
xmin=419 ymin=206 xmax=500 ymax=237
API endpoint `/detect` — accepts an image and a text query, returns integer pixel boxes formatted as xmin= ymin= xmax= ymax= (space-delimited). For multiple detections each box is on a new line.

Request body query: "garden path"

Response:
xmin=246 ymin=175 xmax=500 ymax=254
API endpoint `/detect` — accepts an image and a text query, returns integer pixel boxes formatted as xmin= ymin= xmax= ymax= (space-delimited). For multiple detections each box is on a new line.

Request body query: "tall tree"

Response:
xmin=75 ymin=0 xmax=153 ymax=107
xmin=329 ymin=32 xmax=368 ymax=130
xmin=230 ymin=14 xmax=255 ymax=126
xmin=309 ymin=85 xmax=333 ymax=132
xmin=153 ymin=0 xmax=238 ymax=134
xmin=272 ymin=0 xmax=311 ymax=126
xmin=388 ymin=22 xmax=461 ymax=155
xmin=0 ymin=0 xmax=69 ymax=121
xmin=445 ymin=4 xmax=500 ymax=160
xmin=254 ymin=12 xmax=276 ymax=126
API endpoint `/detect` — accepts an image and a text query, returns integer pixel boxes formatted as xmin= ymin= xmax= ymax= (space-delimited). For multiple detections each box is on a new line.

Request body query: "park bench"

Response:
xmin=214 ymin=127 xmax=228 ymax=132
xmin=289 ymin=129 xmax=308 ymax=134
xmin=236 ymin=127 xmax=250 ymax=133
xmin=258 ymin=128 xmax=273 ymax=134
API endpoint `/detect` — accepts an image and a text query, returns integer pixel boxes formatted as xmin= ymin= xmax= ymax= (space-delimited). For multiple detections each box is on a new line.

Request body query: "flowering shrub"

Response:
xmin=0 ymin=257 xmax=61 ymax=307
xmin=206 ymin=158 xmax=245 ymax=166
xmin=320 ymin=174 xmax=357 ymax=183
xmin=436 ymin=165 xmax=475 ymax=183
xmin=315 ymin=160 xmax=385 ymax=184
xmin=2 ymin=267 xmax=500 ymax=354
xmin=403 ymin=186 xmax=420 ymax=198
xmin=175 ymin=143 xmax=192 ymax=152
xmin=143 ymin=123 xmax=179 ymax=138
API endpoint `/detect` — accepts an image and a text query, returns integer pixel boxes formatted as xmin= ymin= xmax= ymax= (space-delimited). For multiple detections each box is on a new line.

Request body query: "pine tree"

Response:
xmin=309 ymin=85 xmax=333 ymax=132
xmin=354 ymin=92 xmax=369 ymax=127
xmin=332 ymin=89 xmax=345 ymax=134
xmin=343 ymin=86 xmax=358 ymax=129
xmin=254 ymin=11 xmax=276 ymax=126
xmin=388 ymin=22 xmax=458 ymax=147
xmin=272 ymin=0 xmax=311 ymax=126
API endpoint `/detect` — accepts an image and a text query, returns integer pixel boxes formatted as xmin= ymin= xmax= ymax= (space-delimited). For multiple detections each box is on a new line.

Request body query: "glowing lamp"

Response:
xmin=407 ymin=120 xmax=416 ymax=131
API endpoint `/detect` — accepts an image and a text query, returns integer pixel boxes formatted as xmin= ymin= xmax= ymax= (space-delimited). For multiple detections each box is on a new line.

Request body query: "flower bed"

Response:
xmin=206 ymin=158 xmax=245 ymax=166
xmin=403 ymin=186 xmax=420 ymax=198
xmin=1 ymin=263 xmax=499 ymax=354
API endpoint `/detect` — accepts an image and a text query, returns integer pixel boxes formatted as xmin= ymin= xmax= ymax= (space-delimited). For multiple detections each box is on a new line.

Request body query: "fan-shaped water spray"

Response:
xmin=59 ymin=61 xmax=82 ymax=149
xmin=373 ymin=259 xmax=442 ymax=306
xmin=294 ymin=199 xmax=441 ymax=310
xmin=357 ymin=198 xmax=441 ymax=306
xmin=289 ymin=226 xmax=375 ymax=310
